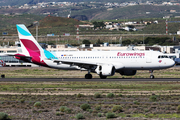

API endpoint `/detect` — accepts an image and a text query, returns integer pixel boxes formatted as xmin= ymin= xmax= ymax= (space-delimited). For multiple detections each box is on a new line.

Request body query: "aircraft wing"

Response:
xmin=53 ymin=59 xmax=124 ymax=70
xmin=53 ymin=59 xmax=98 ymax=66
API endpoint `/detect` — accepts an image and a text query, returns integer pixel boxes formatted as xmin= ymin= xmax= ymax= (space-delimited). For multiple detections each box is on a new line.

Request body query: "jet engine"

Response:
xmin=118 ymin=70 xmax=137 ymax=76
xmin=95 ymin=64 xmax=115 ymax=76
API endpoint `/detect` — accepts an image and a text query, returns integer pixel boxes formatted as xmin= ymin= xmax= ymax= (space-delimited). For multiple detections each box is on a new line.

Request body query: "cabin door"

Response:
xmin=146 ymin=52 xmax=152 ymax=63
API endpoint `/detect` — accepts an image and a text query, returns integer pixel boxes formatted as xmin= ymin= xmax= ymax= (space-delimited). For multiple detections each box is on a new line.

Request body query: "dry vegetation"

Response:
xmin=0 ymin=67 xmax=180 ymax=119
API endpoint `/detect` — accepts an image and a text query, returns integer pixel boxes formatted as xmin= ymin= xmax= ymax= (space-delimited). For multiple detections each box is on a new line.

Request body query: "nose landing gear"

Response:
xmin=149 ymin=70 xmax=154 ymax=79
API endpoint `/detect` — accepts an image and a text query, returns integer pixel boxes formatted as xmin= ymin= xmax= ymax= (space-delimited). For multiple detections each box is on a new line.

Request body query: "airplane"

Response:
xmin=10 ymin=24 xmax=175 ymax=79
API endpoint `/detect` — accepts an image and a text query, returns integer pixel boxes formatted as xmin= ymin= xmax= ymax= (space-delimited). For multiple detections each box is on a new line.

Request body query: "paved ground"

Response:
xmin=0 ymin=66 xmax=180 ymax=81
xmin=0 ymin=78 xmax=180 ymax=82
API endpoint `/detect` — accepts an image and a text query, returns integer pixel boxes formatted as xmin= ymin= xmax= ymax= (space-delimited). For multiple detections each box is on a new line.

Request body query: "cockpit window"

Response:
xmin=158 ymin=55 xmax=168 ymax=58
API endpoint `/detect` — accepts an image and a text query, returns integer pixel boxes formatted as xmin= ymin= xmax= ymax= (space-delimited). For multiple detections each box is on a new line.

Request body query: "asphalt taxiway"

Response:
xmin=0 ymin=78 xmax=180 ymax=82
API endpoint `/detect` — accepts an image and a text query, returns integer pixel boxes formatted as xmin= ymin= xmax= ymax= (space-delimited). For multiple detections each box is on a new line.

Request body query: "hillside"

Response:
xmin=0 ymin=13 xmax=179 ymax=36
xmin=0 ymin=0 xmax=169 ymax=6
xmin=72 ymin=5 xmax=180 ymax=20
xmin=39 ymin=16 xmax=81 ymax=27
xmin=0 ymin=14 xmax=43 ymax=28
xmin=0 ymin=14 xmax=44 ymax=35
xmin=34 ymin=16 xmax=86 ymax=35
xmin=24 ymin=16 xmax=180 ymax=35
xmin=0 ymin=5 xmax=179 ymax=21
xmin=0 ymin=15 xmax=89 ymax=36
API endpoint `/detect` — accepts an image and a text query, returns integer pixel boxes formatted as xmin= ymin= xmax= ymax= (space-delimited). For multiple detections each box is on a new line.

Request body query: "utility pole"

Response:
xmin=33 ymin=21 xmax=39 ymax=41
xmin=166 ymin=19 xmax=168 ymax=35
xmin=143 ymin=34 xmax=144 ymax=44
xmin=76 ymin=25 xmax=79 ymax=44
xmin=119 ymin=36 xmax=122 ymax=45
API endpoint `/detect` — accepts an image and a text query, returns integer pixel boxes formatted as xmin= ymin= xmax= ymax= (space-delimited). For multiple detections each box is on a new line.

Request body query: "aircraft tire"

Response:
xmin=1 ymin=74 xmax=5 ymax=78
xmin=100 ymin=75 xmax=107 ymax=79
xmin=150 ymin=75 xmax=154 ymax=79
xmin=85 ymin=74 xmax=92 ymax=79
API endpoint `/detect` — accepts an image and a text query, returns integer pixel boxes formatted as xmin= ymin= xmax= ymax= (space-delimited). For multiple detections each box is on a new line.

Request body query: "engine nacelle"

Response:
xmin=118 ymin=70 xmax=137 ymax=76
xmin=95 ymin=64 xmax=115 ymax=76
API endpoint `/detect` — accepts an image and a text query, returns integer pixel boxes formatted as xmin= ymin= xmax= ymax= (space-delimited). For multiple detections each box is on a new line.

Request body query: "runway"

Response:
xmin=0 ymin=78 xmax=180 ymax=82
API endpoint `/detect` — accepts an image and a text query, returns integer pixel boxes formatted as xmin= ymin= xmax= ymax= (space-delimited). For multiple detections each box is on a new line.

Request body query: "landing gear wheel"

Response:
xmin=150 ymin=75 xmax=154 ymax=79
xmin=85 ymin=74 xmax=92 ymax=79
xmin=100 ymin=75 xmax=107 ymax=79
xmin=1 ymin=74 xmax=5 ymax=78
xmin=149 ymin=70 xmax=154 ymax=79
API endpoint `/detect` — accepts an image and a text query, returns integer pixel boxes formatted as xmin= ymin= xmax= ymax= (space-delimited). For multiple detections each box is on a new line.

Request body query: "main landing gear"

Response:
xmin=99 ymin=73 xmax=107 ymax=79
xmin=85 ymin=74 xmax=92 ymax=79
xmin=99 ymin=75 xmax=107 ymax=79
xmin=85 ymin=70 xmax=92 ymax=79
xmin=149 ymin=70 xmax=154 ymax=79
xmin=84 ymin=70 xmax=108 ymax=79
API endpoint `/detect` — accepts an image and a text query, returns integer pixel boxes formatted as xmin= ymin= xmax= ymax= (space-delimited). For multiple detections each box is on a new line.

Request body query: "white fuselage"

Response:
xmin=42 ymin=50 xmax=175 ymax=71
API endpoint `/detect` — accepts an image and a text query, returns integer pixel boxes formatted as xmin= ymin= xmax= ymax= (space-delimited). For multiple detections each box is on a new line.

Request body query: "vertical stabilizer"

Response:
xmin=16 ymin=24 xmax=47 ymax=66
xmin=16 ymin=24 xmax=44 ymax=57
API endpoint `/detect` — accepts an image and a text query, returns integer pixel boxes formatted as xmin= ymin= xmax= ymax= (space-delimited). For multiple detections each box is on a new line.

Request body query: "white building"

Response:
xmin=177 ymin=31 xmax=180 ymax=35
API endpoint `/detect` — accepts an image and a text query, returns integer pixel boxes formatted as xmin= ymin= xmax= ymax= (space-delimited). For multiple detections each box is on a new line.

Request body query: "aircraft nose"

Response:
xmin=168 ymin=59 xmax=175 ymax=67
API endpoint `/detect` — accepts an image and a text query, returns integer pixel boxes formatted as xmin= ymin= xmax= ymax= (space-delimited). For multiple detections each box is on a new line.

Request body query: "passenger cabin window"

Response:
xmin=158 ymin=55 xmax=168 ymax=58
